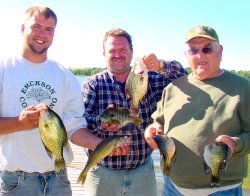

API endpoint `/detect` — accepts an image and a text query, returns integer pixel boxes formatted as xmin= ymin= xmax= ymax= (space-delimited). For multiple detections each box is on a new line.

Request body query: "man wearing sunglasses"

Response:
xmin=145 ymin=25 xmax=250 ymax=195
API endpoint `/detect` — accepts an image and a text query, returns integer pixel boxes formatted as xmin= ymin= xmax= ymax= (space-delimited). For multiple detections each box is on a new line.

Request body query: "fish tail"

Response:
xmin=77 ymin=170 xmax=88 ymax=185
xmin=133 ymin=116 xmax=142 ymax=127
xmin=163 ymin=165 xmax=171 ymax=176
xmin=54 ymin=158 xmax=66 ymax=173
xmin=211 ymin=175 xmax=220 ymax=187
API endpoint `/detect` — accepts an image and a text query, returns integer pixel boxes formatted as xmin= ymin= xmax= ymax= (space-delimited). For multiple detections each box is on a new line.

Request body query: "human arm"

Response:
xmin=0 ymin=105 xmax=40 ymax=134
xmin=142 ymin=53 xmax=188 ymax=80
xmin=70 ymin=127 xmax=103 ymax=151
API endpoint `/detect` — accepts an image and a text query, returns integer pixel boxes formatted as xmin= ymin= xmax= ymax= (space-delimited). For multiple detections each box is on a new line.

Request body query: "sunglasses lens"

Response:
xmin=189 ymin=48 xmax=199 ymax=55
xmin=202 ymin=46 xmax=213 ymax=54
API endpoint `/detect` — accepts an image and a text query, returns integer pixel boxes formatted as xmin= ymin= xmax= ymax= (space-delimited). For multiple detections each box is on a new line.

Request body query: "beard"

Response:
xmin=29 ymin=43 xmax=48 ymax=55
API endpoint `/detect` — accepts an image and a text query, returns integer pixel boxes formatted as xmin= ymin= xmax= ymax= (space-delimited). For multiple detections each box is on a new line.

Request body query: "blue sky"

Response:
xmin=0 ymin=0 xmax=249 ymax=70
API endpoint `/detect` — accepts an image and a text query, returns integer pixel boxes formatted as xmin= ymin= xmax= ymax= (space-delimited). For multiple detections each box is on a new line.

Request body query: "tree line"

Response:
xmin=69 ymin=67 xmax=250 ymax=80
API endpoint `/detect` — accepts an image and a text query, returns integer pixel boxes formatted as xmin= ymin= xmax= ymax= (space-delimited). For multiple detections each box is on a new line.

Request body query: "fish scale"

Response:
xmin=153 ymin=135 xmax=176 ymax=176
xmin=203 ymin=142 xmax=231 ymax=187
xmin=99 ymin=107 xmax=142 ymax=128
xmin=125 ymin=58 xmax=148 ymax=116
xmin=39 ymin=106 xmax=70 ymax=173
xmin=77 ymin=136 xmax=128 ymax=185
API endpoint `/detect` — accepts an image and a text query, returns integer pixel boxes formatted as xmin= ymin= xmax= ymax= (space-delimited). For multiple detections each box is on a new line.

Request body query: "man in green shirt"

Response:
xmin=145 ymin=25 xmax=250 ymax=195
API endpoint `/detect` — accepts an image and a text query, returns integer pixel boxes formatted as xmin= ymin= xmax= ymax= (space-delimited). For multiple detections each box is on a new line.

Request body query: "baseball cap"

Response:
xmin=185 ymin=25 xmax=219 ymax=43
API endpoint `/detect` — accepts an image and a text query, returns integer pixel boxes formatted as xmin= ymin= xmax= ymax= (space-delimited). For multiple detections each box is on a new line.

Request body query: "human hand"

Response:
xmin=215 ymin=135 xmax=237 ymax=158
xmin=100 ymin=104 xmax=123 ymax=132
xmin=19 ymin=105 xmax=41 ymax=130
xmin=142 ymin=53 xmax=161 ymax=72
xmin=109 ymin=137 xmax=131 ymax=156
xmin=144 ymin=122 xmax=163 ymax=149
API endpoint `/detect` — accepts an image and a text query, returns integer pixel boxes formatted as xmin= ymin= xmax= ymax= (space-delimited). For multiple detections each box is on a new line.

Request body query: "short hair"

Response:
xmin=24 ymin=6 xmax=57 ymax=25
xmin=103 ymin=28 xmax=133 ymax=50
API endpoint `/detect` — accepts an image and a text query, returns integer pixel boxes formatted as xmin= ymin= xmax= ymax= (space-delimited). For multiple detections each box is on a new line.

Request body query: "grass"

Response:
xmin=242 ymin=156 xmax=250 ymax=189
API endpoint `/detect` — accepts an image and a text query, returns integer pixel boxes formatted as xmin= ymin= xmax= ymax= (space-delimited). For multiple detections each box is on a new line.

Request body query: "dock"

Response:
xmin=67 ymin=142 xmax=87 ymax=195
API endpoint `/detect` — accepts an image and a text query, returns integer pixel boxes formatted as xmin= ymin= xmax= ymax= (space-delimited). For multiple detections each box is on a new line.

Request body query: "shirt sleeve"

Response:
xmin=62 ymin=71 xmax=88 ymax=140
xmin=81 ymin=78 xmax=103 ymax=135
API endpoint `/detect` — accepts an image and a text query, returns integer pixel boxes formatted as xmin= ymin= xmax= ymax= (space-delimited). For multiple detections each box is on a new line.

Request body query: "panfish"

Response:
xmin=77 ymin=136 xmax=128 ymax=185
xmin=125 ymin=58 xmax=148 ymax=116
xmin=154 ymin=135 xmax=176 ymax=176
xmin=39 ymin=105 xmax=70 ymax=172
xmin=99 ymin=107 xmax=142 ymax=128
xmin=203 ymin=142 xmax=231 ymax=187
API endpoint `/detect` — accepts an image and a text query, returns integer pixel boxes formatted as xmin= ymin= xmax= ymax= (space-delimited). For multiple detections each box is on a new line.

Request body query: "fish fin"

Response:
xmin=159 ymin=154 xmax=170 ymax=176
xmin=125 ymin=88 xmax=131 ymax=100
xmin=172 ymin=150 xmax=177 ymax=163
xmin=211 ymin=175 xmax=220 ymax=187
xmin=54 ymin=158 xmax=66 ymax=173
xmin=42 ymin=144 xmax=53 ymax=159
xmin=64 ymin=141 xmax=71 ymax=152
xmin=220 ymin=160 xmax=228 ymax=173
xmin=77 ymin=169 xmax=88 ymax=185
xmin=132 ymin=116 xmax=142 ymax=127
xmin=203 ymin=161 xmax=210 ymax=174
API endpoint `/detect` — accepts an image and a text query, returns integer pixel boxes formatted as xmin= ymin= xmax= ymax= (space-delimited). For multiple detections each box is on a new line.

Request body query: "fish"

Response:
xmin=203 ymin=142 xmax=231 ymax=187
xmin=125 ymin=58 xmax=148 ymax=116
xmin=39 ymin=105 xmax=70 ymax=172
xmin=153 ymin=134 xmax=176 ymax=176
xmin=99 ymin=107 xmax=142 ymax=128
xmin=77 ymin=136 xmax=128 ymax=185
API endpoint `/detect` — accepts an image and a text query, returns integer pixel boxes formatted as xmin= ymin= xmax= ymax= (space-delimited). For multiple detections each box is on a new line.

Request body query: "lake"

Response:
xmin=76 ymin=75 xmax=250 ymax=194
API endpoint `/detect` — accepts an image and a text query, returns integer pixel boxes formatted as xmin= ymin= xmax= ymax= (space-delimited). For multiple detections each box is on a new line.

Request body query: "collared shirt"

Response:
xmin=81 ymin=60 xmax=187 ymax=169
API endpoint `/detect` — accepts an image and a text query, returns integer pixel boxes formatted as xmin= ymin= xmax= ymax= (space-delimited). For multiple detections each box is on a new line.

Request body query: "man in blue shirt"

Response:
xmin=81 ymin=28 xmax=187 ymax=196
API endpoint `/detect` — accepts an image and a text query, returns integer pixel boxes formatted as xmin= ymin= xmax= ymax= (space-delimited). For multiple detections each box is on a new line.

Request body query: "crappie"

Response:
xmin=77 ymin=136 xmax=128 ymax=185
xmin=125 ymin=58 xmax=148 ymax=115
xmin=99 ymin=107 xmax=142 ymax=128
xmin=203 ymin=142 xmax=231 ymax=187
xmin=154 ymin=135 xmax=176 ymax=176
xmin=39 ymin=105 xmax=70 ymax=172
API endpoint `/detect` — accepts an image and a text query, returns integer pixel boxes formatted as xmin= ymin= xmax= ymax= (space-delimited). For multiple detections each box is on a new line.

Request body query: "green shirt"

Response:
xmin=152 ymin=70 xmax=250 ymax=188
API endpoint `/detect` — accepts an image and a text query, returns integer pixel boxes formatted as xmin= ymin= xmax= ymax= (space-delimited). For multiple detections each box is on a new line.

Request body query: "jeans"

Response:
xmin=85 ymin=157 xmax=157 ymax=196
xmin=163 ymin=176 xmax=243 ymax=196
xmin=209 ymin=186 xmax=243 ymax=196
xmin=0 ymin=170 xmax=72 ymax=196
xmin=162 ymin=176 xmax=183 ymax=196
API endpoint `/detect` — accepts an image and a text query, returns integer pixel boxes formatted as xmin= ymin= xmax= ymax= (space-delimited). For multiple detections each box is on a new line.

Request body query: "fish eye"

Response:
xmin=110 ymin=114 xmax=115 ymax=118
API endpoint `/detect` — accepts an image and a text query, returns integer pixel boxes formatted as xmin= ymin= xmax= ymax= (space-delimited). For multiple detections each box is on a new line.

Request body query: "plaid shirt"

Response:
xmin=81 ymin=60 xmax=187 ymax=169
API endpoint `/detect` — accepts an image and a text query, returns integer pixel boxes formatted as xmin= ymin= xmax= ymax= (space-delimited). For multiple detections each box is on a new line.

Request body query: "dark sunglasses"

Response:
xmin=187 ymin=44 xmax=213 ymax=55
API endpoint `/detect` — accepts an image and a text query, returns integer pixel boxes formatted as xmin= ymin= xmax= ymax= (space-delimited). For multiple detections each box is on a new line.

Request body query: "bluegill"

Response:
xmin=154 ymin=135 xmax=176 ymax=176
xmin=99 ymin=107 xmax=142 ymax=128
xmin=77 ymin=136 xmax=128 ymax=185
xmin=203 ymin=142 xmax=231 ymax=187
xmin=39 ymin=106 xmax=70 ymax=172
xmin=125 ymin=58 xmax=148 ymax=115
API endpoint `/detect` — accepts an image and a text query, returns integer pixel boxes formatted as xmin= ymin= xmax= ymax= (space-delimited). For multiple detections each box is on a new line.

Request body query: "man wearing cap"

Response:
xmin=144 ymin=25 xmax=250 ymax=195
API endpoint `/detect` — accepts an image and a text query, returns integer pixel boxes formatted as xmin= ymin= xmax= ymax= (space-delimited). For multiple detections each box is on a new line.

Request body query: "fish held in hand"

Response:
xmin=77 ymin=136 xmax=128 ymax=185
xmin=100 ymin=107 xmax=142 ymax=128
xmin=125 ymin=58 xmax=148 ymax=115
xmin=154 ymin=135 xmax=176 ymax=176
xmin=203 ymin=142 xmax=231 ymax=187
xmin=39 ymin=105 xmax=70 ymax=172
